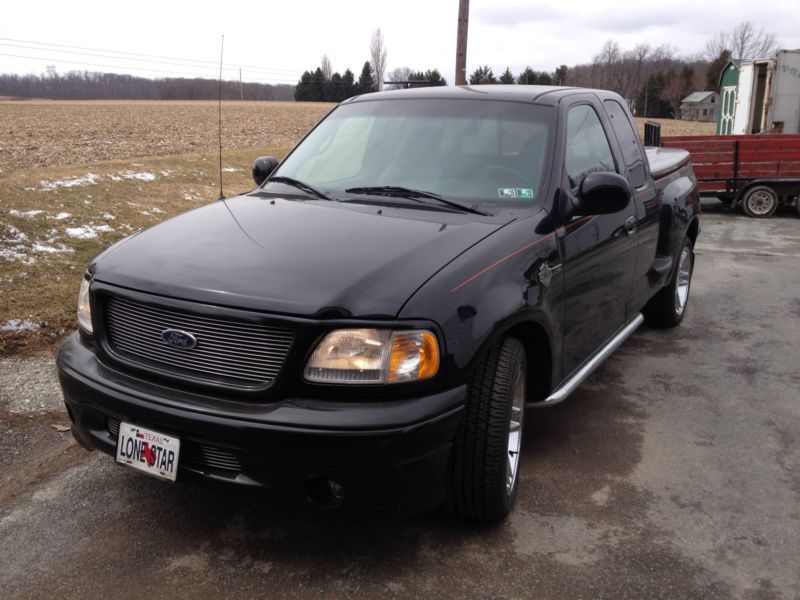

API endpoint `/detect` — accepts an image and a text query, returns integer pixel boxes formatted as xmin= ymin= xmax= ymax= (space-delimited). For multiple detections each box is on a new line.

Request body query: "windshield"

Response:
xmin=270 ymin=98 xmax=552 ymax=207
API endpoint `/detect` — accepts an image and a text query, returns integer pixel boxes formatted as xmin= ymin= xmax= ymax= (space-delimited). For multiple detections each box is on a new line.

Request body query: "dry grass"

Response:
xmin=0 ymin=99 xmax=715 ymax=355
xmin=0 ymin=100 xmax=334 ymax=173
xmin=634 ymin=117 xmax=716 ymax=138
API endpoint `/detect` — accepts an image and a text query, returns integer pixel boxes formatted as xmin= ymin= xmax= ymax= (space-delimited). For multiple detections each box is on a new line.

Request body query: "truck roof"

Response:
xmin=344 ymin=84 xmax=613 ymax=107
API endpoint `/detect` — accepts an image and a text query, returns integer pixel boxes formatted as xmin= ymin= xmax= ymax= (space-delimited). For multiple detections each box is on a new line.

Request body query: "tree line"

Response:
xmin=295 ymin=60 xmax=446 ymax=102
xmin=0 ymin=69 xmax=294 ymax=101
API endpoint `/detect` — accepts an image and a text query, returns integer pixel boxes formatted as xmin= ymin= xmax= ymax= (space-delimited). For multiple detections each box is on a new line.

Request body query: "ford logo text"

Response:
xmin=161 ymin=329 xmax=198 ymax=349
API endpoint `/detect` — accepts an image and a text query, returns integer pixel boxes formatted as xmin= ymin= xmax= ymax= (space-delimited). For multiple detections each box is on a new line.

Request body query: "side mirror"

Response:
xmin=574 ymin=172 xmax=631 ymax=215
xmin=252 ymin=156 xmax=279 ymax=186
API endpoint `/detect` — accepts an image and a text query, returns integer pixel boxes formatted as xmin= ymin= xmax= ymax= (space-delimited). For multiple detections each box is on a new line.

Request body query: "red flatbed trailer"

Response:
xmin=661 ymin=134 xmax=800 ymax=217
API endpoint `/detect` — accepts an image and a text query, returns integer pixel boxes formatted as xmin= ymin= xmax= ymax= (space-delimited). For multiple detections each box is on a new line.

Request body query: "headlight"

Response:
xmin=304 ymin=328 xmax=439 ymax=384
xmin=77 ymin=277 xmax=93 ymax=333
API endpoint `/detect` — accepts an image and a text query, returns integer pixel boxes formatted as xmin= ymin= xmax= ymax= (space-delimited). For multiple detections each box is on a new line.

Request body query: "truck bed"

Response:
xmin=645 ymin=146 xmax=691 ymax=179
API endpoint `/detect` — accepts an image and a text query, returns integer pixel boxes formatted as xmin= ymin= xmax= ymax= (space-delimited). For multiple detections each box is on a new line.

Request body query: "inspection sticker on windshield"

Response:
xmin=498 ymin=187 xmax=534 ymax=199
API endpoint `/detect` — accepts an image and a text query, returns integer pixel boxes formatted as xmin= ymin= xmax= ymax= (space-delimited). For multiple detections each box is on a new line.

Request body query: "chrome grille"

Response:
xmin=107 ymin=418 xmax=242 ymax=473
xmin=102 ymin=295 xmax=293 ymax=387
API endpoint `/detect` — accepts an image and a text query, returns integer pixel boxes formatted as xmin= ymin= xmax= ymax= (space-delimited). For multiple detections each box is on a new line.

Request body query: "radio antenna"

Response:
xmin=217 ymin=34 xmax=225 ymax=200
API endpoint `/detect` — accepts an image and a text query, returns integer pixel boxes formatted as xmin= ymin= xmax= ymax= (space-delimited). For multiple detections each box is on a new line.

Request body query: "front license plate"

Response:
xmin=115 ymin=422 xmax=180 ymax=482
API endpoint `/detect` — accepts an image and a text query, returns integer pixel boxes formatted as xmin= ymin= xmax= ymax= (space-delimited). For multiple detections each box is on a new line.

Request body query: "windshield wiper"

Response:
xmin=344 ymin=186 xmax=491 ymax=216
xmin=266 ymin=176 xmax=333 ymax=201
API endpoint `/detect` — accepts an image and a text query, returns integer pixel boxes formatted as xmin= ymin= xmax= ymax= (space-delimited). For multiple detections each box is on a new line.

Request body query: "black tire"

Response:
xmin=644 ymin=237 xmax=694 ymax=328
xmin=446 ymin=337 xmax=527 ymax=522
xmin=741 ymin=185 xmax=778 ymax=218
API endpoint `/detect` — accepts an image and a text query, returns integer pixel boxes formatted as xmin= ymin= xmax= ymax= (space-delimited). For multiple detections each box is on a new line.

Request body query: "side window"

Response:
xmin=565 ymin=104 xmax=616 ymax=190
xmin=603 ymin=99 xmax=647 ymax=188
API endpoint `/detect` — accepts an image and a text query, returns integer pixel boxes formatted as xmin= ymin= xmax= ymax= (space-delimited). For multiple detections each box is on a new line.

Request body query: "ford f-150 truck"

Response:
xmin=57 ymin=85 xmax=700 ymax=521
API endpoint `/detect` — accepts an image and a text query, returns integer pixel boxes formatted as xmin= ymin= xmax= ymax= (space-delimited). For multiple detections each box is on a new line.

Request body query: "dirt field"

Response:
xmin=0 ymin=100 xmax=334 ymax=173
xmin=0 ymin=99 xmax=714 ymax=354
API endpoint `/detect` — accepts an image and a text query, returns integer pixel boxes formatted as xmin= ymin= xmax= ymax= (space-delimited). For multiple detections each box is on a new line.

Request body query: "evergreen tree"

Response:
xmin=636 ymin=72 xmax=671 ymax=118
xmin=294 ymin=70 xmax=314 ymax=101
xmin=357 ymin=61 xmax=375 ymax=94
xmin=555 ymin=65 xmax=569 ymax=85
xmin=330 ymin=72 xmax=343 ymax=102
xmin=499 ymin=67 xmax=515 ymax=84
xmin=423 ymin=69 xmax=446 ymax=86
xmin=706 ymin=49 xmax=731 ymax=90
xmin=342 ymin=69 xmax=356 ymax=98
xmin=469 ymin=66 xmax=497 ymax=85
xmin=312 ymin=67 xmax=325 ymax=101
xmin=517 ymin=67 xmax=536 ymax=85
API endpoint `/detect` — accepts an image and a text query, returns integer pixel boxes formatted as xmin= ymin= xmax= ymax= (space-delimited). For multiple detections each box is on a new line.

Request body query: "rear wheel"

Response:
xmin=446 ymin=338 xmax=526 ymax=522
xmin=741 ymin=185 xmax=778 ymax=218
xmin=644 ymin=237 xmax=694 ymax=327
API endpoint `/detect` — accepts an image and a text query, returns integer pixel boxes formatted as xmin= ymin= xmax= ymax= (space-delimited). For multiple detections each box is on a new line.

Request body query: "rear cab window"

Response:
xmin=603 ymin=100 xmax=647 ymax=189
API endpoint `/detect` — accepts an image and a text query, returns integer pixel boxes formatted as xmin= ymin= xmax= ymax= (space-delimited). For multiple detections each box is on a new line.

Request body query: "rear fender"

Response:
xmin=655 ymin=167 xmax=700 ymax=263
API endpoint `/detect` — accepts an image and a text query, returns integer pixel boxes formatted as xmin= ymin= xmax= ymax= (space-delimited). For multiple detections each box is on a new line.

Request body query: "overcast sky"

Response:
xmin=3 ymin=0 xmax=799 ymax=85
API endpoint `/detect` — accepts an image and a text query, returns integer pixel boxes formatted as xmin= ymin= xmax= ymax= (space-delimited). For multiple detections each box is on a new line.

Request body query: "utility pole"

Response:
xmin=239 ymin=67 xmax=244 ymax=101
xmin=455 ymin=0 xmax=469 ymax=85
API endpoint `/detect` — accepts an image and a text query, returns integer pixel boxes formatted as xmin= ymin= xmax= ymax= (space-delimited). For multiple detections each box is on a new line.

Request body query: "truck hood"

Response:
xmin=92 ymin=194 xmax=513 ymax=318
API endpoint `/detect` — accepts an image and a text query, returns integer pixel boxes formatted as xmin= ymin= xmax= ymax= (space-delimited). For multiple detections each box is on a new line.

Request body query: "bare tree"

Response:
xmin=704 ymin=22 xmax=779 ymax=61
xmin=386 ymin=66 xmax=414 ymax=89
xmin=320 ymin=55 xmax=332 ymax=81
xmin=370 ymin=28 xmax=388 ymax=91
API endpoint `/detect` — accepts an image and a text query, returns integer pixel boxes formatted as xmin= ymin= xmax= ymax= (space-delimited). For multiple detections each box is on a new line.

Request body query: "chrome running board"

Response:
xmin=528 ymin=312 xmax=644 ymax=408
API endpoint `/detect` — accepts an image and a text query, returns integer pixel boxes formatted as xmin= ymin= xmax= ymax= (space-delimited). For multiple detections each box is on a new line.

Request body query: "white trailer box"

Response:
xmin=732 ymin=50 xmax=800 ymax=135
xmin=766 ymin=49 xmax=800 ymax=134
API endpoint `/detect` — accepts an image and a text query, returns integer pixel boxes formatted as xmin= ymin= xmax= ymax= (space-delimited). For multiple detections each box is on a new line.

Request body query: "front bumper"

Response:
xmin=57 ymin=334 xmax=466 ymax=514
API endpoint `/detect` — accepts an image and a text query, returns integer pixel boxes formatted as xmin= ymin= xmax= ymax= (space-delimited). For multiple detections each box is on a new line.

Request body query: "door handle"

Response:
xmin=624 ymin=216 xmax=637 ymax=235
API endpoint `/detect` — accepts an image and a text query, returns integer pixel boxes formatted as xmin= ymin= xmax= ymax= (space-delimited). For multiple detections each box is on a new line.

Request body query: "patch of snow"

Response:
xmin=160 ymin=169 xmax=173 ymax=176
xmin=32 ymin=243 xmax=74 ymax=254
xmin=0 ymin=319 xmax=40 ymax=332
xmin=40 ymin=174 xmax=99 ymax=191
xmin=101 ymin=212 xmax=116 ymax=220
xmin=1 ymin=224 xmax=28 ymax=244
xmin=65 ymin=224 xmax=113 ymax=239
xmin=222 ymin=167 xmax=240 ymax=173
xmin=51 ymin=212 xmax=71 ymax=220
xmin=0 ymin=249 xmax=36 ymax=265
xmin=8 ymin=209 xmax=44 ymax=218
xmin=139 ymin=207 xmax=166 ymax=216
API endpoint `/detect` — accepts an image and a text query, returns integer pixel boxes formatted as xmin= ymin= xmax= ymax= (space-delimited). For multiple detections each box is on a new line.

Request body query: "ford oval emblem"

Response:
xmin=161 ymin=328 xmax=198 ymax=349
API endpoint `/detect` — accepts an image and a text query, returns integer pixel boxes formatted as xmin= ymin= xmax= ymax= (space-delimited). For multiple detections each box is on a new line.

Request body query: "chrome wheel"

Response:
xmin=505 ymin=361 xmax=526 ymax=495
xmin=675 ymin=245 xmax=692 ymax=316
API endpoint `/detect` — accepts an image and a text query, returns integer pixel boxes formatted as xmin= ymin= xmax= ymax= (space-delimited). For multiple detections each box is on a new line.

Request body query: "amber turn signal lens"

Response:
xmin=387 ymin=330 xmax=440 ymax=383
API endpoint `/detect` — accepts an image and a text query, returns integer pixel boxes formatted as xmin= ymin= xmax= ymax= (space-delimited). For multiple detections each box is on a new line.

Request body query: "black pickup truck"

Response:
xmin=57 ymin=85 xmax=700 ymax=521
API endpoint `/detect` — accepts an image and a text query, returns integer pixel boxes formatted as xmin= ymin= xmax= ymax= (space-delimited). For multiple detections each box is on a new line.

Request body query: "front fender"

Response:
xmin=397 ymin=213 xmax=564 ymax=392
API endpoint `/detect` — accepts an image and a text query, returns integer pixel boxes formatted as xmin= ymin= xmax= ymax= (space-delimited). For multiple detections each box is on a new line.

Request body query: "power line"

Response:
xmin=0 ymin=52 xmax=299 ymax=84
xmin=0 ymin=36 xmax=299 ymax=74
xmin=0 ymin=41 xmax=298 ymax=78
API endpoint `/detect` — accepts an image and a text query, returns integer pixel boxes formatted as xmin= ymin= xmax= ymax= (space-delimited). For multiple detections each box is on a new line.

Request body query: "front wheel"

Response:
xmin=741 ymin=185 xmax=778 ymax=218
xmin=446 ymin=338 xmax=527 ymax=522
xmin=643 ymin=237 xmax=694 ymax=327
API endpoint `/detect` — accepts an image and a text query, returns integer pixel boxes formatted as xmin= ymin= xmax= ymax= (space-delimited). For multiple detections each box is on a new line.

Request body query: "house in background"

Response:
xmin=717 ymin=50 xmax=800 ymax=135
xmin=680 ymin=91 xmax=719 ymax=122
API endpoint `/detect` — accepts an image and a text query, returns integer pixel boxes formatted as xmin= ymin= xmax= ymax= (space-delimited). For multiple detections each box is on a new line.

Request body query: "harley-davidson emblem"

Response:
xmin=160 ymin=329 xmax=198 ymax=349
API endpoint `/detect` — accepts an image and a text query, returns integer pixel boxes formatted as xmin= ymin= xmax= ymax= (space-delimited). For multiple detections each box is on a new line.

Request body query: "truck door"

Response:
xmin=557 ymin=99 xmax=639 ymax=375
xmin=603 ymin=98 xmax=660 ymax=315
